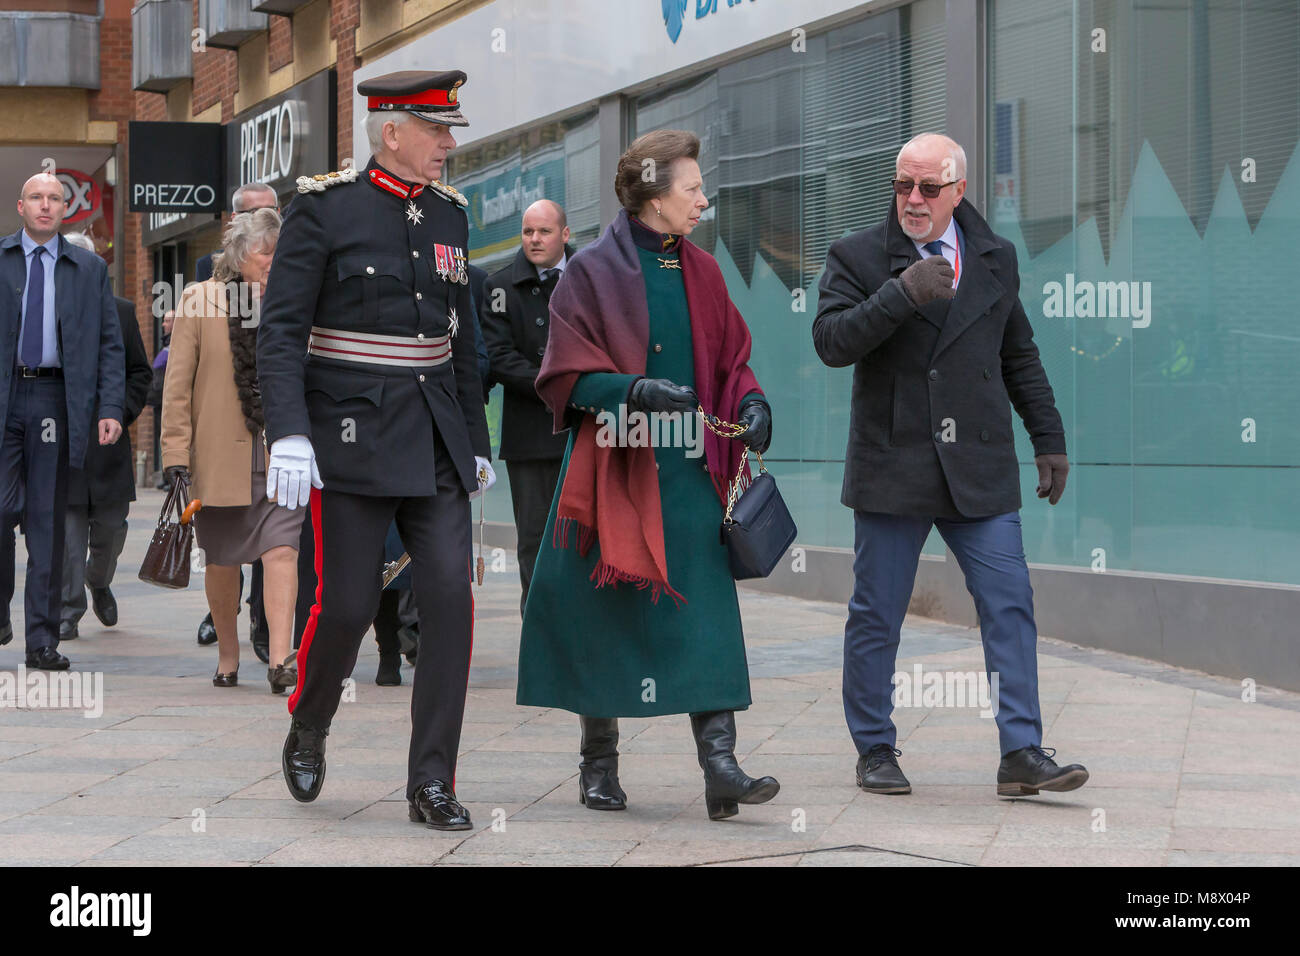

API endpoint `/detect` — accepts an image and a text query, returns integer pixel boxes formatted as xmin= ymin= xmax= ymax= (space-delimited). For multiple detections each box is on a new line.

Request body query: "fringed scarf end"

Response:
xmin=588 ymin=560 xmax=686 ymax=607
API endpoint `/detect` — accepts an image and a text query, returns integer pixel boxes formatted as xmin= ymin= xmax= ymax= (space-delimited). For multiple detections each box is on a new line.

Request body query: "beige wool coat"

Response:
xmin=160 ymin=280 xmax=268 ymax=507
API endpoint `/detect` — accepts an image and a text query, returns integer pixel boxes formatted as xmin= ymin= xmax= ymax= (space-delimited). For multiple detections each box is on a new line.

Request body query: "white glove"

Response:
xmin=469 ymin=456 xmax=496 ymax=501
xmin=266 ymin=434 xmax=323 ymax=510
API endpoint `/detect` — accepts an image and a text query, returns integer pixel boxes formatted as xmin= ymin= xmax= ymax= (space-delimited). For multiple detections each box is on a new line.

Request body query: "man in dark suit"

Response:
xmin=0 ymin=174 xmax=124 ymax=670
xmin=58 ymin=231 xmax=151 ymax=640
xmin=812 ymin=133 xmax=1085 ymax=798
xmin=479 ymin=200 xmax=572 ymax=614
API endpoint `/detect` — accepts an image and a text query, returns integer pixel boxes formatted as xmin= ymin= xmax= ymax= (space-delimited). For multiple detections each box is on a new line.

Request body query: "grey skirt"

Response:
xmin=193 ymin=438 xmax=304 ymax=566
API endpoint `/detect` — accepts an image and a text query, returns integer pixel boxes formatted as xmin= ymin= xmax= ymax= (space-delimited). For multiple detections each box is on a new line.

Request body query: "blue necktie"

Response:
xmin=21 ymin=247 xmax=45 ymax=368
xmin=923 ymin=240 xmax=945 ymax=256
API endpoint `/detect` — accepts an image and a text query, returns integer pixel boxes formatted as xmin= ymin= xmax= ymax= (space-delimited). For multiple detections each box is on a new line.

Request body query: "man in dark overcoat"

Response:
xmin=479 ymin=200 xmax=573 ymax=614
xmin=812 ymin=133 xmax=1087 ymax=798
xmin=58 ymin=239 xmax=152 ymax=640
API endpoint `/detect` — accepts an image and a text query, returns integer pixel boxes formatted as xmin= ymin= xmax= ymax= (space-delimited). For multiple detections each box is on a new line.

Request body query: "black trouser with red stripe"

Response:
xmin=289 ymin=440 xmax=473 ymax=799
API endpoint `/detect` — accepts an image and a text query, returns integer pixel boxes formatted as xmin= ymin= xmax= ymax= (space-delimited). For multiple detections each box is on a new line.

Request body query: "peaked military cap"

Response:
xmin=357 ymin=70 xmax=469 ymax=127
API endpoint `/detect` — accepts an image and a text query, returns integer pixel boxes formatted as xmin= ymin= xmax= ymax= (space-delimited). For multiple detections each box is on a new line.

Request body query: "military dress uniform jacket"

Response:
xmin=479 ymin=246 xmax=573 ymax=461
xmin=256 ymin=160 xmax=491 ymax=498
xmin=812 ymin=199 xmax=1065 ymax=519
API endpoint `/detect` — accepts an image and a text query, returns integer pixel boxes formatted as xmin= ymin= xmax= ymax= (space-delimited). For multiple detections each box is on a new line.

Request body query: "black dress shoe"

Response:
xmin=408 ymin=780 xmax=472 ymax=830
xmin=196 ymin=613 xmax=217 ymax=646
xmin=856 ymin=744 xmax=912 ymax=794
xmin=250 ymin=613 xmax=269 ymax=664
xmin=997 ymin=746 xmax=1089 ymax=796
xmin=282 ymin=719 xmax=328 ymax=803
xmin=59 ymin=621 xmax=79 ymax=642
xmin=689 ymin=711 xmax=780 ymax=820
xmin=375 ymin=652 xmax=402 ymax=686
xmin=26 ymin=647 xmax=70 ymax=671
xmin=0 ymin=621 xmax=12 ymax=646
xmin=577 ymin=716 xmax=626 ymax=810
xmin=212 ymin=669 xmax=238 ymax=687
xmin=90 ymin=586 xmax=117 ymax=627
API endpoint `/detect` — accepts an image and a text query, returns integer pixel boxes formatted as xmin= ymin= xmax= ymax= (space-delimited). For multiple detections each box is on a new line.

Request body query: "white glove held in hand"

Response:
xmin=470 ymin=456 xmax=496 ymax=501
xmin=266 ymin=434 xmax=323 ymax=510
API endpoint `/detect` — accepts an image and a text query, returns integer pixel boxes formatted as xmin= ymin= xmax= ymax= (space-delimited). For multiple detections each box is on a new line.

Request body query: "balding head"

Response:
xmin=521 ymin=199 xmax=570 ymax=269
xmin=17 ymin=173 xmax=67 ymax=242
xmin=893 ymin=132 xmax=967 ymax=242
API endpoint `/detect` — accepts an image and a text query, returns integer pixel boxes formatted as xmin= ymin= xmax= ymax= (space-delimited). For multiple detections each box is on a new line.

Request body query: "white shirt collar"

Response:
xmin=537 ymin=251 xmax=567 ymax=280
xmin=912 ymin=217 xmax=958 ymax=258
xmin=21 ymin=231 xmax=59 ymax=258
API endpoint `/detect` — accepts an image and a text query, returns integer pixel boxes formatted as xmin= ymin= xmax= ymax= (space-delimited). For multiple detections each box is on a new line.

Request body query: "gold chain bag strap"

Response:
xmin=699 ymin=405 xmax=798 ymax=580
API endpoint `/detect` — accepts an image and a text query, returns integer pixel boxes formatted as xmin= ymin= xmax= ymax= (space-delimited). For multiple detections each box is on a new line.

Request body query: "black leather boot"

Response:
xmin=282 ymin=719 xmax=328 ymax=803
xmin=578 ymin=716 xmax=627 ymax=810
xmin=689 ymin=710 xmax=780 ymax=820
xmin=997 ymin=746 xmax=1089 ymax=796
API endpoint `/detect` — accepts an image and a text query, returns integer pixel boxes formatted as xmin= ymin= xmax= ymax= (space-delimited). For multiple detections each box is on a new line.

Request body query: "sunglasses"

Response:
xmin=892 ymin=179 xmax=959 ymax=199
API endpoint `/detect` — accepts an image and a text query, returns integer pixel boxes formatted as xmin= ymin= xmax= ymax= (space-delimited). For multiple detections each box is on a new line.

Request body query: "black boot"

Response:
xmin=578 ymin=716 xmax=627 ymax=810
xmin=689 ymin=710 xmax=780 ymax=820
xmin=282 ymin=719 xmax=328 ymax=803
xmin=375 ymin=652 xmax=402 ymax=686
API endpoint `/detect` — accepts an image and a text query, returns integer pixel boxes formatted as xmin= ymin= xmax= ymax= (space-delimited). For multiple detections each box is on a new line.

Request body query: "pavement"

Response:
xmin=1 ymin=489 xmax=1298 ymax=867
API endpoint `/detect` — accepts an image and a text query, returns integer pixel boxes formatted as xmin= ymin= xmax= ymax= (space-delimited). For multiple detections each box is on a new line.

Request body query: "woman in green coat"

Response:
xmin=517 ymin=129 xmax=779 ymax=821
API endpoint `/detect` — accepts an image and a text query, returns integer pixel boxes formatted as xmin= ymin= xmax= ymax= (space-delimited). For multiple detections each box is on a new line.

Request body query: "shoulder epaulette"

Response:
xmin=296 ymin=168 xmax=360 ymax=194
xmin=429 ymin=179 xmax=469 ymax=207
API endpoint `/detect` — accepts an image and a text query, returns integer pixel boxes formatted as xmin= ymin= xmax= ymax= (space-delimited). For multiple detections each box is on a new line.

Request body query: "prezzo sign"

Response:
xmin=128 ymin=122 xmax=224 ymax=214
xmin=239 ymin=100 xmax=297 ymax=185
xmin=225 ymin=70 xmax=336 ymax=202
xmin=661 ymin=0 xmax=760 ymax=44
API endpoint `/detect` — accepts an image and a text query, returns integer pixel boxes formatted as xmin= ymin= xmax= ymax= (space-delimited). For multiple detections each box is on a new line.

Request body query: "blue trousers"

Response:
xmin=843 ymin=510 xmax=1042 ymax=757
xmin=0 ymin=376 xmax=69 ymax=652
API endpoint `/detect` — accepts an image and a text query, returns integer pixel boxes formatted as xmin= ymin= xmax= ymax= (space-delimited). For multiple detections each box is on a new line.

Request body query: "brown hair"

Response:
xmin=614 ymin=129 xmax=700 ymax=213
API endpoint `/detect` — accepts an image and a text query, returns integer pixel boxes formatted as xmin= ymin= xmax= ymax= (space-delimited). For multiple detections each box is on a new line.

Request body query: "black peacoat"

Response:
xmin=812 ymin=199 xmax=1065 ymax=519
xmin=68 ymin=296 xmax=151 ymax=507
xmin=479 ymin=246 xmax=572 ymax=461
xmin=68 ymin=297 xmax=152 ymax=509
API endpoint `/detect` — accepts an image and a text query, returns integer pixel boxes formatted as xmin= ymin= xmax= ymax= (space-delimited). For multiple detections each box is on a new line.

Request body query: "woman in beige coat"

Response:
xmin=161 ymin=209 xmax=303 ymax=691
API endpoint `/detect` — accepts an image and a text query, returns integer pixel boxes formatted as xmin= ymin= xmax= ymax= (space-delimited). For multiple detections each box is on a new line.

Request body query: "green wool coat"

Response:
xmin=515 ymin=244 xmax=757 ymax=717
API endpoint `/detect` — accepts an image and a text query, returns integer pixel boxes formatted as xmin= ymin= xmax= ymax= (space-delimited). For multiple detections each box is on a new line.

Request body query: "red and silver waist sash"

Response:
xmin=308 ymin=326 xmax=451 ymax=367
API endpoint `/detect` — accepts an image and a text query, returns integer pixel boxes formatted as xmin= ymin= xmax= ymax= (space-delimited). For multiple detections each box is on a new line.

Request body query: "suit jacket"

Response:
xmin=161 ymin=281 xmax=266 ymax=507
xmin=68 ymin=296 xmax=151 ymax=506
xmin=0 ymin=231 xmax=125 ymax=469
xmin=480 ymin=246 xmax=572 ymax=461
xmin=812 ymin=200 xmax=1065 ymax=518
xmin=257 ymin=158 xmax=491 ymax=497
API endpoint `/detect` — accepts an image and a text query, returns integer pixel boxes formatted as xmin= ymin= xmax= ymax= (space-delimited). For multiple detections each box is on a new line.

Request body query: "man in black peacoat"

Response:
xmin=813 ymin=132 xmax=1086 ymax=800
xmin=479 ymin=202 xmax=572 ymax=614
xmin=61 ymin=295 xmax=151 ymax=640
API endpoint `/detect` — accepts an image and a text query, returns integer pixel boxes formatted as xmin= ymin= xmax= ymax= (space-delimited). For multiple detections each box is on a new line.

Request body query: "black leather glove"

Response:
xmin=628 ymin=378 xmax=699 ymax=415
xmin=899 ymin=255 xmax=956 ymax=307
xmin=163 ymin=465 xmax=191 ymax=487
xmin=737 ymin=400 xmax=772 ymax=454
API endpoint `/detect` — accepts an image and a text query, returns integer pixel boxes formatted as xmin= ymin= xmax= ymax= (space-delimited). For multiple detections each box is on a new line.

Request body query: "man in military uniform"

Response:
xmin=256 ymin=70 xmax=493 ymax=830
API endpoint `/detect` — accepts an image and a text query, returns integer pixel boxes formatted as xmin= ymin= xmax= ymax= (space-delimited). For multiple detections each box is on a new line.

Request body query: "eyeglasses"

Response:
xmin=892 ymin=180 xmax=959 ymax=199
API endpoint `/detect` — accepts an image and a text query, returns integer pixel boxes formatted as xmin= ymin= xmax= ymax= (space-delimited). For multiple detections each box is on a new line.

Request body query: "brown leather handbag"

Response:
xmin=138 ymin=475 xmax=201 ymax=589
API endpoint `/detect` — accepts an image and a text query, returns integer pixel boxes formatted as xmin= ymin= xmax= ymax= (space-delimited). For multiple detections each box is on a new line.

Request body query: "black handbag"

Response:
xmin=720 ymin=448 xmax=798 ymax=579
xmin=138 ymin=475 xmax=199 ymax=589
xmin=701 ymin=402 xmax=797 ymax=580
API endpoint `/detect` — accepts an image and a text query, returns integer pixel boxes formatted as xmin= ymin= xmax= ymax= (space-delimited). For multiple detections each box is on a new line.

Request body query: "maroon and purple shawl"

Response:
xmin=535 ymin=209 xmax=762 ymax=603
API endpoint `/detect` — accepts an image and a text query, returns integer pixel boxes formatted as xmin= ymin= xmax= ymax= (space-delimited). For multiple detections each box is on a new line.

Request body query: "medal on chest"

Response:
xmin=447 ymin=306 xmax=459 ymax=338
xmin=406 ymin=201 xmax=424 ymax=226
xmin=433 ymin=243 xmax=469 ymax=285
